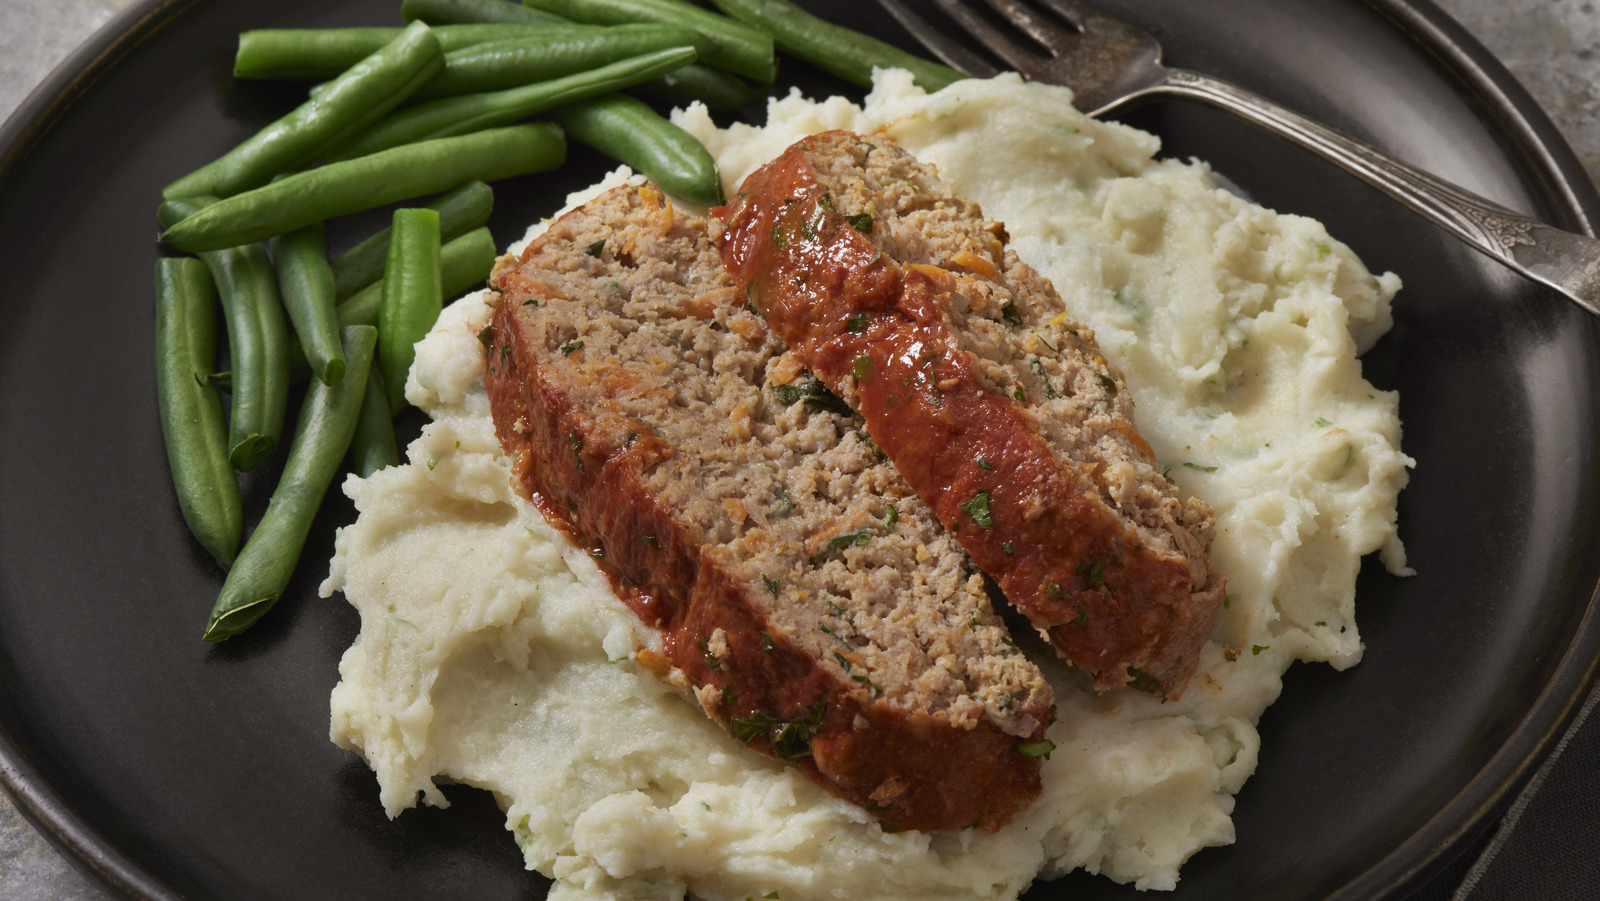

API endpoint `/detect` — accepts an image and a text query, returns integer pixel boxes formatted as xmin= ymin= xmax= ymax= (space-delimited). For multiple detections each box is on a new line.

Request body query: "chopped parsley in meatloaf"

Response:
xmin=716 ymin=131 xmax=1226 ymax=699
xmin=484 ymin=183 xmax=1052 ymax=832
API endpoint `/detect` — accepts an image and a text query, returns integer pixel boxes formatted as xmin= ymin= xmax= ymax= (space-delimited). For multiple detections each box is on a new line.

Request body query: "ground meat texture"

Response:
xmin=715 ymin=132 xmax=1226 ymax=699
xmin=484 ymin=183 xmax=1053 ymax=832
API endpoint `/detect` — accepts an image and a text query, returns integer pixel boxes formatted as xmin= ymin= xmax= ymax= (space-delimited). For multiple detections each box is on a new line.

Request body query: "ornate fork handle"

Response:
xmin=1131 ymin=68 xmax=1600 ymax=317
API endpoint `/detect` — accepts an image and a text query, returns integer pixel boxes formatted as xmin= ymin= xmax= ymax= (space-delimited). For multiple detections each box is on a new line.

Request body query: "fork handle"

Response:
xmin=1141 ymin=67 xmax=1600 ymax=318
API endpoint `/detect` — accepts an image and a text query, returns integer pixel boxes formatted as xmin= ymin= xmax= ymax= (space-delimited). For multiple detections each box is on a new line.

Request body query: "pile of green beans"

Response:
xmin=154 ymin=0 xmax=957 ymax=640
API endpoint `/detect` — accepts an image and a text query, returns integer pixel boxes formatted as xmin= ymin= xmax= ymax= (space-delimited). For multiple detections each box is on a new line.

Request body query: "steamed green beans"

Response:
xmin=161 ymin=123 xmax=564 ymax=253
xmin=557 ymin=93 xmax=724 ymax=206
xmin=158 ymin=197 xmax=291 ymax=471
xmin=413 ymin=24 xmax=706 ymax=99
xmin=203 ymin=325 xmax=378 ymax=641
xmin=168 ymin=21 xmax=444 ymax=199
xmin=272 ymin=222 xmax=346 ymax=385
xmin=523 ymin=0 xmax=775 ymax=82
xmin=329 ymin=47 xmax=694 ymax=160
xmin=378 ymin=209 xmax=444 ymax=413
xmin=709 ymin=0 xmax=963 ymax=91
xmin=154 ymin=258 xmax=243 ymax=569
xmin=337 ymin=226 xmax=499 ymax=328
xmin=330 ymin=180 xmax=493 ymax=300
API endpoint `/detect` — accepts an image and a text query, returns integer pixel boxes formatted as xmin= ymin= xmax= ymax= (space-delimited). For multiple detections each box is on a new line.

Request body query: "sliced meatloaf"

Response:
xmin=715 ymin=131 xmax=1225 ymax=699
xmin=483 ymin=183 xmax=1053 ymax=832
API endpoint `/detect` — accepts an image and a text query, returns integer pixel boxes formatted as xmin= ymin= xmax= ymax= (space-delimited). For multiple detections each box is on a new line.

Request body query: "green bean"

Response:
xmin=168 ymin=21 xmax=444 ymax=199
xmin=708 ymin=0 xmax=962 ymax=92
xmin=154 ymin=258 xmax=243 ymax=569
xmin=161 ymin=123 xmax=564 ymax=253
xmin=238 ymin=28 xmax=416 ymax=80
xmin=524 ymin=0 xmax=775 ymax=82
xmin=350 ymin=365 xmax=401 ymax=478
xmin=379 ymin=209 xmax=444 ymax=413
xmin=237 ymin=20 xmax=746 ymax=108
xmin=331 ymin=180 xmax=493 ymax=301
xmin=203 ymin=325 xmax=377 ymax=641
xmin=405 ymin=0 xmax=758 ymax=109
xmin=236 ymin=25 xmax=588 ymax=79
xmin=236 ymin=248 xmax=292 ymax=467
xmin=405 ymin=0 xmax=567 ymax=25
xmin=338 ymin=226 xmax=500 ymax=327
xmin=271 ymin=222 xmax=345 ymax=385
xmin=413 ymin=24 xmax=706 ymax=100
xmin=329 ymin=47 xmax=694 ymax=161
xmin=630 ymin=62 xmax=760 ymax=110
xmin=557 ymin=93 xmax=724 ymax=206
xmin=158 ymin=197 xmax=291 ymax=471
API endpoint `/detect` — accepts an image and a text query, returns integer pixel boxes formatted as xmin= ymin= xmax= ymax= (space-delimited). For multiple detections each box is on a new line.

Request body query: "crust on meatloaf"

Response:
xmin=483 ymin=182 xmax=1053 ymax=832
xmin=715 ymin=131 xmax=1226 ymax=699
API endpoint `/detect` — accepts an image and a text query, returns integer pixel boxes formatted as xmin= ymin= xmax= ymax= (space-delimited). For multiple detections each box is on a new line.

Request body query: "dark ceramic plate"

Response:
xmin=2 ymin=1 xmax=1597 ymax=899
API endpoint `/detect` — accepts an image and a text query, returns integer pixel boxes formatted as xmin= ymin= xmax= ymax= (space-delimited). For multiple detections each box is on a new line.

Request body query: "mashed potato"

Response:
xmin=323 ymin=72 xmax=1412 ymax=898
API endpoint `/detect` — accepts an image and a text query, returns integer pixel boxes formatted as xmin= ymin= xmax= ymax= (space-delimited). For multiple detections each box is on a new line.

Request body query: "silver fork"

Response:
xmin=879 ymin=0 xmax=1600 ymax=319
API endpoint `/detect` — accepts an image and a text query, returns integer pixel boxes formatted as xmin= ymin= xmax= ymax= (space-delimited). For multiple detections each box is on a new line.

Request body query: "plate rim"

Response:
xmin=1 ymin=1 xmax=1597 ymax=899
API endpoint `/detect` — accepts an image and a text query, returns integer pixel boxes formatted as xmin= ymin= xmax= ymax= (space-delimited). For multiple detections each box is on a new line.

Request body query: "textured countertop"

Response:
xmin=3 ymin=0 xmax=1598 ymax=898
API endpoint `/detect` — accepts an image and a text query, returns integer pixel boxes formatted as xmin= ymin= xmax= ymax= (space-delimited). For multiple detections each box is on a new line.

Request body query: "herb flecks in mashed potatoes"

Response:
xmin=325 ymin=72 xmax=1411 ymax=899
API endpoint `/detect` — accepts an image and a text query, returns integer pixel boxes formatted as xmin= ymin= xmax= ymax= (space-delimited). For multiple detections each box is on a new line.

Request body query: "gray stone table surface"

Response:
xmin=1 ymin=0 xmax=1597 ymax=899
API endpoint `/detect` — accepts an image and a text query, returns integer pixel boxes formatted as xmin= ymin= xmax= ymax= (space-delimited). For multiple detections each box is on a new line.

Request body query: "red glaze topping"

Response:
xmin=716 ymin=134 xmax=1222 ymax=697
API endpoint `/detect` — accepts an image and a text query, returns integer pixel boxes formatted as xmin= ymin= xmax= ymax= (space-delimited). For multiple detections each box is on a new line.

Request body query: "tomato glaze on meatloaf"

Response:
xmin=715 ymin=132 xmax=1226 ymax=699
xmin=483 ymin=182 xmax=1052 ymax=832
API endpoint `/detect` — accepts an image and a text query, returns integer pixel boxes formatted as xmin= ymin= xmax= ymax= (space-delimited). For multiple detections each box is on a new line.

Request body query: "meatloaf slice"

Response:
xmin=715 ymin=131 xmax=1225 ymax=699
xmin=483 ymin=182 xmax=1052 ymax=832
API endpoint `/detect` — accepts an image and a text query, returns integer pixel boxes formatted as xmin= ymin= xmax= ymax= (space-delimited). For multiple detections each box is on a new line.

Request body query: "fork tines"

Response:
xmin=878 ymin=0 xmax=1003 ymax=78
xmin=878 ymin=0 xmax=1119 ymax=84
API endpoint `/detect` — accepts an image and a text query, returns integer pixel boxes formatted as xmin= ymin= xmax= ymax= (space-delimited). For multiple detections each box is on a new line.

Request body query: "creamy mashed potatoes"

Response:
xmin=324 ymin=72 xmax=1412 ymax=898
